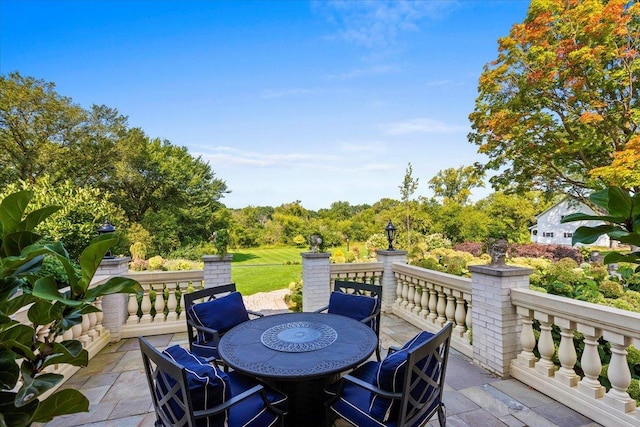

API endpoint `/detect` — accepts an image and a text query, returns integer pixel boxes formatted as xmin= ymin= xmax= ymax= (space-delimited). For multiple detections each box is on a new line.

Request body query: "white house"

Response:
xmin=529 ymin=198 xmax=610 ymax=247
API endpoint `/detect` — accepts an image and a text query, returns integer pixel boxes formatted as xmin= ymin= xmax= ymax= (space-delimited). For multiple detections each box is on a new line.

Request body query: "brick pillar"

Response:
xmin=469 ymin=264 xmax=533 ymax=378
xmin=376 ymin=250 xmax=407 ymax=313
xmin=301 ymin=252 xmax=331 ymax=312
xmin=203 ymin=254 xmax=233 ymax=288
xmin=98 ymin=257 xmax=131 ymax=342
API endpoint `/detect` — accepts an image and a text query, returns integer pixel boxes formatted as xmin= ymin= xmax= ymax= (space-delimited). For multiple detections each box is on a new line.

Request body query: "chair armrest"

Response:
xmin=387 ymin=346 xmax=401 ymax=355
xmin=247 ymin=309 xmax=265 ymax=318
xmin=193 ymin=384 xmax=264 ymax=418
xmin=186 ymin=319 xmax=221 ymax=343
xmin=313 ymin=305 xmax=329 ymax=313
xmin=341 ymin=374 xmax=402 ymax=400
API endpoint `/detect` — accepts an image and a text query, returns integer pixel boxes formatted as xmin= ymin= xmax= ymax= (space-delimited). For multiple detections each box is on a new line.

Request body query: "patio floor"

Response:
xmin=39 ymin=291 xmax=601 ymax=427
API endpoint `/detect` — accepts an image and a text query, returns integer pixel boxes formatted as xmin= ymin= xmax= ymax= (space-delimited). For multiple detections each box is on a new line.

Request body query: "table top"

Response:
xmin=218 ymin=312 xmax=377 ymax=380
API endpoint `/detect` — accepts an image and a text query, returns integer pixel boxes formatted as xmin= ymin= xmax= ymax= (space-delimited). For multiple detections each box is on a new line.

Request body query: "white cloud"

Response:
xmin=339 ymin=141 xmax=387 ymax=154
xmin=315 ymin=0 xmax=457 ymax=50
xmin=382 ymin=118 xmax=467 ymax=135
xmin=197 ymin=146 xmax=339 ymax=168
xmin=327 ymin=64 xmax=399 ymax=80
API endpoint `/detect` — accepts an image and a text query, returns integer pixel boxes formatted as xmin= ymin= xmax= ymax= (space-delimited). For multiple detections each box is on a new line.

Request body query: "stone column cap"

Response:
xmin=376 ymin=250 xmax=408 ymax=256
xmin=301 ymin=252 xmax=330 ymax=259
xmin=469 ymin=264 xmax=533 ymax=277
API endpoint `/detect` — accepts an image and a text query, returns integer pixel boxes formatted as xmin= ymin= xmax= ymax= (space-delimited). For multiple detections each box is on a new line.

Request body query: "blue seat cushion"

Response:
xmin=188 ymin=291 xmax=250 ymax=347
xmin=227 ymin=371 xmax=288 ymax=426
xmin=162 ymin=345 xmax=231 ymax=427
xmin=327 ymin=291 xmax=380 ymax=325
xmin=371 ymin=331 xmax=437 ymax=422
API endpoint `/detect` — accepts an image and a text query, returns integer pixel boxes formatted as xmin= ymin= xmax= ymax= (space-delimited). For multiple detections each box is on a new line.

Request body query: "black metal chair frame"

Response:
xmin=315 ymin=279 xmax=383 ymax=360
xmin=139 ymin=336 xmax=286 ymax=427
xmin=325 ymin=322 xmax=453 ymax=427
xmin=184 ymin=283 xmax=263 ymax=364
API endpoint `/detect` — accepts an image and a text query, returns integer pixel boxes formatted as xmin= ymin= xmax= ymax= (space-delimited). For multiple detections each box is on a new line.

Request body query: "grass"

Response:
xmin=229 ymin=247 xmax=303 ymax=295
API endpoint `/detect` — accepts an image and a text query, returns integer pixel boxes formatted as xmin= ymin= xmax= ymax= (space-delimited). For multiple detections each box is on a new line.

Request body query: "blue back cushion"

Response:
xmin=370 ymin=331 xmax=436 ymax=422
xmin=327 ymin=291 xmax=380 ymax=323
xmin=188 ymin=291 xmax=250 ymax=335
xmin=162 ymin=345 xmax=231 ymax=427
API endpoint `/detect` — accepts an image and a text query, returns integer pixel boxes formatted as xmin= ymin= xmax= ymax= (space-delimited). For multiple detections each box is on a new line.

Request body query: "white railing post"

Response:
xmin=469 ymin=264 xmax=532 ymax=378
xmin=98 ymin=257 xmax=131 ymax=342
xmin=302 ymin=252 xmax=331 ymax=312
xmin=203 ymin=254 xmax=233 ymax=288
xmin=377 ymin=250 xmax=407 ymax=312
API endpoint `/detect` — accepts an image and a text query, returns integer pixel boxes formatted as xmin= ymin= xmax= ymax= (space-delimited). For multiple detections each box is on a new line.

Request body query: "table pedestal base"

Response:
xmin=267 ymin=374 xmax=339 ymax=427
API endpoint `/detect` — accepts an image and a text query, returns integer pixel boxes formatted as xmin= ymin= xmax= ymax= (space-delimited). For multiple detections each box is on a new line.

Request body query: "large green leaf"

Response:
xmin=17 ymin=206 xmax=61 ymax=233
xmin=0 ymin=191 xmax=32 ymax=236
xmin=588 ymin=187 xmax=610 ymax=210
xmin=32 ymin=276 xmax=82 ymax=307
xmin=604 ymin=186 xmax=632 ymax=218
xmin=0 ymin=277 xmax=23 ymax=302
xmin=561 ymin=212 xmax=626 ymax=224
xmin=41 ymin=342 xmax=88 ymax=369
xmin=27 ymin=300 xmax=63 ymax=327
xmin=15 ymin=366 xmax=63 ymax=407
xmin=84 ymin=277 xmax=142 ymax=301
xmin=0 ymin=349 xmax=19 ymax=389
xmin=0 ymin=390 xmax=38 ymax=427
xmin=77 ymin=234 xmax=119 ymax=293
xmin=3 ymin=294 xmax=37 ymax=317
xmin=2 ymin=232 xmax=42 ymax=258
xmin=571 ymin=224 xmax=621 ymax=245
xmin=0 ymin=324 xmax=35 ymax=351
xmin=0 ymin=340 xmax=34 ymax=361
xmin=31 ymin=389 xmax=89 ymax=423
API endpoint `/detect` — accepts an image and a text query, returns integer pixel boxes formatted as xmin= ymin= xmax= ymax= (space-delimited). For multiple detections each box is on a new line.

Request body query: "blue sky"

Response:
xmin=1 ymin=0 xmax=530 ymax=210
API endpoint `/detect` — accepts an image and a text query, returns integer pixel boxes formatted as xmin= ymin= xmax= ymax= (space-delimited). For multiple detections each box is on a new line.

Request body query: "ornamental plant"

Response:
xmin=0 ymin=190 xmax=142 ymax=427
xmin=561 ymin=186 xmax=640 ymax=270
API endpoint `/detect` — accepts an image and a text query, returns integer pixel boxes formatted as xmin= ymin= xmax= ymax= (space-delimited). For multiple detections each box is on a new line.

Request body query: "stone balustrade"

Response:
xmin=510 ymin=288 xmax=640 ymax=427
xmin=329 ymin=262 xmax=384 ymax=285
xmin=391 ymin=263 xmax=473 ymax=358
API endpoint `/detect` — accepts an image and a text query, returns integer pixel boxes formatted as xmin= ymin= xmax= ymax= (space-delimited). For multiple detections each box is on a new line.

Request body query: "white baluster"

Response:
xmin=534 ymin=315 xmax=557 ymax=377
xmin=166 ymin=282 xmax=178 ymax=322
xmin=577 ymin=325 xmax=605 ymax=399
xmin=79 ymin=313 xmax=91 ymax=346
xmin=405 ymin=281 xmax=415 ymax=311
xmin=412 ymin=284 xmax=422 ymax=315
xmin=516 ymin=307 xmax=537 ymax=368
xmin=445 ymin=291 xmax=455 ymax=325
xmin=419 ymin=286 xmax=429 ymax=318
xmin=94 ymin=298 xmax=104 ymax=336
xmin=454 ymin=292 xmax=466 ymax=338
xmin=126 ymin=292 xmax=140 ymax=325
xmin=464 ymin=298 xmax=472 ymax=344
xmin=554 ymin=318 xmax=579 ymax=387
xmin=428 ymin=287 xmax=438 ymax=323
xmin=153 ymin=285 xmax=166 ymax=322
xmin=401 ymin=278 xmax=409 ymax=309
xmin=395 ymin=273 xmax=403 ymax=306
xmin=603 ymin=332 xmax=635 ymax=413
xmin=139 ymin=287 xmax=153 ymax=324
xmin=87 ymin=311 xmax=98 ymax=341
xmin=436 ymin=289 xmax=447 ymax=327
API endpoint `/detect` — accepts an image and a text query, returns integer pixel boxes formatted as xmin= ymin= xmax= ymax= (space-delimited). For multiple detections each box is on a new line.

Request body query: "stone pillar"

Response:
xmin=376 ymin=250 xmax=407 ymax=312
xmin=301 ymin=252 xmax=331 ymax=312
xmin=469 ymin=265 xmax=532 ymax=378
xmin=98 ymin=257 xmax=131 ymax=342
xmin=203 ymin=254 xmax=233 ymax=288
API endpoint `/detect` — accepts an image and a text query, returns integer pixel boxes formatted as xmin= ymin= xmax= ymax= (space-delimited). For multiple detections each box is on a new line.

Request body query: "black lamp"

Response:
xmin=385 ymin=220 xmax=397 ymax=250
xmin=97 ymin=219 xmax=116 ymax=259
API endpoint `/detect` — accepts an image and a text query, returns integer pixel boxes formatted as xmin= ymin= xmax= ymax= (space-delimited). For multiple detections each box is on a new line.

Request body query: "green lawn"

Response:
xmin=229 ymin=247 xmax=303 ymax=295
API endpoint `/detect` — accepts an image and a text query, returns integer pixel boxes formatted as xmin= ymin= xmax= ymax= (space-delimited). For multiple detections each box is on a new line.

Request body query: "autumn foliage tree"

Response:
xmin=469 ymin=0 xmax=640 ymax=200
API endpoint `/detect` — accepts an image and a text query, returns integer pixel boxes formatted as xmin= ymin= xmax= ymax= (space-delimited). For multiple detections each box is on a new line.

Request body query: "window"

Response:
xmin=564 ymin=232 xmax=573 ymax=238
xmin=542 ymin=232 xmax=554 ymax=238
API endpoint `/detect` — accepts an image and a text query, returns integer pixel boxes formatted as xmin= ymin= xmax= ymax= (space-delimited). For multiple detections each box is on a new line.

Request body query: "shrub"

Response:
xmin=452 ymin=241 xmax=483 ymax=256
xmin=130 ymin=241 xmax=147 ymax=261
xmin=147 ymin=255 xmax=165 ymax=270
xmin=423 ymin=233 xmax=452 ymax=250
xmin=285 ymin=280 xmax=303 ymax=312
xmin=599 ymin=279 xmax=624 ymax=298
xmin=130 ymin=258 xmax=148 ymax=271
xmin=168 ymin=242 xmax=216 ymax=261
xmin=293 ymin=234 xmax=306 ymax=246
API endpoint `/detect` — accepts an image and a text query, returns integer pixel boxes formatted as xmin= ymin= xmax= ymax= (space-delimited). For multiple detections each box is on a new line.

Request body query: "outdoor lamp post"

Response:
xmin=97 ymin=219 xmax=116 ymax=259
xmin=346 ymin=237 xmax=350 ymax=254
xmin=385 ymin=220 xmax=397 ymax=250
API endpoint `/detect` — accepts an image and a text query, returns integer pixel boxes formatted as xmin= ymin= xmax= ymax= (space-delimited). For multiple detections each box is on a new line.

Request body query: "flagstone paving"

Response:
xmin=39 ymin=291 xmax=601 ymax=427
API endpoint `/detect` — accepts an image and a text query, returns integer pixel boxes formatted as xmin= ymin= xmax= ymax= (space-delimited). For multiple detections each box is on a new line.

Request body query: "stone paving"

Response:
xmin=40 ymin=291 xmax=601 ymax=427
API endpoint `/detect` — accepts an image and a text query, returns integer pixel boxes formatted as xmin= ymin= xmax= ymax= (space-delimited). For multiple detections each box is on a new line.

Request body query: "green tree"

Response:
xmin=476 ymin=192 xmax=538 ymax=243
xmin=0 ymin=72 xmax=85 ymax=187
xmin=428 ymin=166 xmax=484 ymax=205
xmin=469 ymin=0 xmax=640 ymax=198
xmin=399 ymin=163 xmax=419 ymax=251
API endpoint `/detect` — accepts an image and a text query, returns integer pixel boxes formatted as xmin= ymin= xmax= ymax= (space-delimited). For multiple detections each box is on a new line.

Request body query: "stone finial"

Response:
xmin=488 ymin=237 xmax=509 ymax=266
xmin=309 ymin=234 xmax=323 ymax=253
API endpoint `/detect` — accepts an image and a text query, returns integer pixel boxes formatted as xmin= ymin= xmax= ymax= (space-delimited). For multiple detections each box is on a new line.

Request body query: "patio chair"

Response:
xmin=139 ymin=337 xmax=287 ymax=427
xmin=184 ymin=284 xmax=263 ymax=363
xmin=324 ymin=322 xmax=453 ymax=427
xmin=315 ymin=279 xmax=382 ymax=360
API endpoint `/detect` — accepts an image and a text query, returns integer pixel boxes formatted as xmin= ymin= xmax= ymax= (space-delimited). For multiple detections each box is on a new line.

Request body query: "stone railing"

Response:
xmin=119 ymin=270 xmax=205 ymax=339
xmin=510 ymin=288 xmax=640 ymax=427
xmin=391 ymin=263 xmax=473 ymax=358
xmin=329 ymin=262 xmax=384 ymax=285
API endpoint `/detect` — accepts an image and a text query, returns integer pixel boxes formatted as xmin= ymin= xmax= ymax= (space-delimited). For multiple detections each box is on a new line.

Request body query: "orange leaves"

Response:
xmin=589 ymin=136 xmax=640 ymax=189
xmin=579 ymin=112 xmax=604 ymax=123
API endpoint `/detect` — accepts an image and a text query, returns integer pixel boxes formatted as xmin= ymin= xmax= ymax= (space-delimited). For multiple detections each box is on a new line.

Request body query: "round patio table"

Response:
xmin=218 ymin=312 xmax=377 ymax=426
